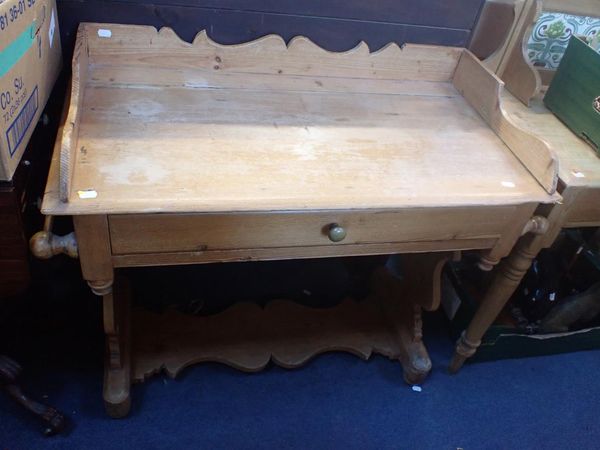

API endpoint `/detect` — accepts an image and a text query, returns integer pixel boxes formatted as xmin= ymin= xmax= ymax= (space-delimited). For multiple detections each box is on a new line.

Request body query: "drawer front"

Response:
xmin=108 ymin=206 xmax=518 ymax=255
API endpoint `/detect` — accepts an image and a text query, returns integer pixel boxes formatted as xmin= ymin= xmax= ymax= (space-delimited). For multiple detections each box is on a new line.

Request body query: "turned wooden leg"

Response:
xmin=374 ymin=252 xmax=451 ymax=384
xmin=396 ymin=302 xmax=432 ymax=385
xmin=0 ymin=355 xmax=66 ymax=436
xmin=97 ymin=277 xmax=132 ymax=418
xmin=73 ymin=216 xmax=125 ymax=416
xmin=449 ymin=233 xmax=543 ymax=373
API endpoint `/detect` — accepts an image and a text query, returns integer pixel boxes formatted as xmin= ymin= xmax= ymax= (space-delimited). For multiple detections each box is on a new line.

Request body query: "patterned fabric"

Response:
xmin=527 ymin=12 xmax=600 ymax=69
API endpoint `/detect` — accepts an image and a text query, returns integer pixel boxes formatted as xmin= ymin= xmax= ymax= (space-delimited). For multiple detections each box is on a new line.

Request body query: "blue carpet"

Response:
xmin=2 ymin=327 xmax=600 ymax=449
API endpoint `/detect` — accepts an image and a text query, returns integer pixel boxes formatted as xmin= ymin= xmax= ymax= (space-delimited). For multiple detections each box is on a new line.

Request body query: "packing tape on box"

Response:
xmin=0 ymin=21 xmax=36 ymax=78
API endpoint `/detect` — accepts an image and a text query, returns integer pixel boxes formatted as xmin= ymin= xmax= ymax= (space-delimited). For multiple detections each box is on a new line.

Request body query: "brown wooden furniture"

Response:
xmin=0 ymin=355 xmax=65 ymax=436
xmin=450 ymin=0 xmax=600 ymax=371
xmin=38 ymin=23 xmax=559 ymax=417
xmin=482 ymin=0 xmax=600 ymax=105
xmin=0 ymin=161 xmax=33 ymax=299
xmin=0 ymin=125 xmax=67 ymax=435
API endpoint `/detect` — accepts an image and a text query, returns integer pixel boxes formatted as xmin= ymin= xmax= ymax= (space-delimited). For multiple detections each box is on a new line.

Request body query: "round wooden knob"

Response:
xmin=29 ymin=231 xmax=78 ymax=259
xmin=327 ymin=224 xmax=346 ymax=242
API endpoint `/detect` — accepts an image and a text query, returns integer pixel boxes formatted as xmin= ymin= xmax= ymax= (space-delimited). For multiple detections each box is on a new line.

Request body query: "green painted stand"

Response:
xmin=544 ymin=36 xmax=600 ymax=155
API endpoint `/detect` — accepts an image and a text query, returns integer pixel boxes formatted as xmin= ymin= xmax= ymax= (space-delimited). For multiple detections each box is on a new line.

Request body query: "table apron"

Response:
xmin=106 ymin=206 xmax=525 ymax=265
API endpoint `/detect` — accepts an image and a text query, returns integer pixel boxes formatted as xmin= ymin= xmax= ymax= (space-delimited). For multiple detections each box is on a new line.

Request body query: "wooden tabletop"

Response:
xmin=42 ymin=24 xmax=557 ymax=215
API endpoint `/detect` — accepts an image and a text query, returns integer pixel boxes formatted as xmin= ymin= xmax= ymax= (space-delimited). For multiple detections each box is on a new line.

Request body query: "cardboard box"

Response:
xmin=0 ymin=0 xmax=61 ymax=180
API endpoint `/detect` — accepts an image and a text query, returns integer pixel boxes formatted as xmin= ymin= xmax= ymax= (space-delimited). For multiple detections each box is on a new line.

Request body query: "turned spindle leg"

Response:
xmin=72 ymin=216 xmax=129 ymax=417
xmin=97 ymin=277 xmax=132 ymax=418
xmin=398 ymin=303 xmax=432 ymax=385
xmin=449 ymin=232 xmax=544 ymax=373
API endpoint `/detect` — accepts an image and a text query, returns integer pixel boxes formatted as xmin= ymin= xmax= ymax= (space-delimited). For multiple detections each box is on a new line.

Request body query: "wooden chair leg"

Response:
xmin=449 ymin=234 xmax=541 ymax=373
xmin=98 ymin=276 xmax=132 ymax=418
xmin=0 ymin=355 xmax=66 ymax=436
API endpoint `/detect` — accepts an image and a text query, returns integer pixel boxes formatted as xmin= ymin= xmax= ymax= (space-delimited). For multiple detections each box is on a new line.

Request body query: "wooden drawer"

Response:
xmin=108 ymin=206 xmax=519 ymax=255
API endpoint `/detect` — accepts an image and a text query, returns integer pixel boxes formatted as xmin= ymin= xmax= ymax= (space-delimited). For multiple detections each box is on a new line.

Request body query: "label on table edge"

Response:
xmin=77 ymin=190 xmax=98 ymax=199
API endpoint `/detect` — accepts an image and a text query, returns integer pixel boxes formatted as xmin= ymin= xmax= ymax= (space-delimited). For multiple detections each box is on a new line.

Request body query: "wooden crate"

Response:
xmin=544 ymin=36 xmax=600 ymax=154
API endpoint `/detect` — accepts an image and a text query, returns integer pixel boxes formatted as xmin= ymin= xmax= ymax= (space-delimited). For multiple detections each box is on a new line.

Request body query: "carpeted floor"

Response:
xmin=2 ymin=258 xmax=600 ymax=449
xmin=2 ymin=317 xmax=600 ymax=449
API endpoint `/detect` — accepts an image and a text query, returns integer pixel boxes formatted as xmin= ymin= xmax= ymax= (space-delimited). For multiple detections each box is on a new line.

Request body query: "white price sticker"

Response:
xmin=48 ymin=9 xmax=56 ymax=48
xmin=77 ymin=190 xmax=98 ymax=199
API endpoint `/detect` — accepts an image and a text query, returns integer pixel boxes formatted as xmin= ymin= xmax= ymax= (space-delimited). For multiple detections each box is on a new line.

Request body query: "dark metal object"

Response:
xmin=0 ymin=355 xmax=66 ymax=436
xmin=539 ymin=282 xmax=600 ymax=333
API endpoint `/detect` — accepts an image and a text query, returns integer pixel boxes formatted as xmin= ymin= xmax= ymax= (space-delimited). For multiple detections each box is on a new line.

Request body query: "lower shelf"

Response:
xmin=131 ymin=268 xmax=430 ymax=385
xmin=132 ymin=298 xmax=396 ymax=379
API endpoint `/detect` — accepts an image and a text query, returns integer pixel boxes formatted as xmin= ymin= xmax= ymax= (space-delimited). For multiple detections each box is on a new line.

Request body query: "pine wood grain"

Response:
xmin=85 ymin=25 xmax=463 ymax=81
xmin=59 ymin=26 xmax=89 ymax=203
xmin=42 ymin=24 xmax=558 ymax=216
xmin=110 ymin=239 xmax=497 ymax=268
xmin=108 ymin=207 xmax=518 ymax=255
xmin=132 ymin=298 xmax=396 ymax=377
xmin=453 ymin=50 xmax=558 ymax=194
xmin=132 ymin=269 xmax=433 ymax=385
xmin=72 ymin=215 xmax=113 ymax=290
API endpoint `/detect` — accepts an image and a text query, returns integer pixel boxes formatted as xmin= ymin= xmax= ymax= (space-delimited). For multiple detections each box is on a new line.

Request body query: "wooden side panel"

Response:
xmin=499 ymin=0 xmax=542 ymax=105
xmin=473 ymin=0 xmax=525 ymax=72
xmin=59 ymin=26 xmax=89 ymax=202
xmin=501 ymin=90 xmax=600 ymax=188
xmin=453 ymin=49 xmax=558 ymax=194
xmin=564 ymin=188 xmax=600 ymax=227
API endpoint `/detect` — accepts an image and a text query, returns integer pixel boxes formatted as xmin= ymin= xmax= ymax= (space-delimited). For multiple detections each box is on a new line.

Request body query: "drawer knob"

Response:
xmin=327 ymin=224 xmax=346 ymax=242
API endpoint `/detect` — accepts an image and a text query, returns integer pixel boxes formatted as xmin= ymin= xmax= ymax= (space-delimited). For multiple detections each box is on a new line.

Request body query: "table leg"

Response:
xmin=449 ymin=233 xmax=543 ymax=373
xmin=98 ymin=277 xmax=132 ymax=418
xmin=395 ymin=302 xmax=432 ymax=385
xmin=375 ymin=252 xmax=451 ymax=384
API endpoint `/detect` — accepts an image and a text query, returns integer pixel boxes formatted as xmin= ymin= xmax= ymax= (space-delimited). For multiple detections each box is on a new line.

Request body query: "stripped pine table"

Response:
xmin=36 ymin=23 xmax=559 ymax=417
